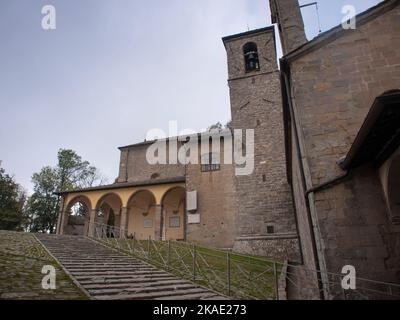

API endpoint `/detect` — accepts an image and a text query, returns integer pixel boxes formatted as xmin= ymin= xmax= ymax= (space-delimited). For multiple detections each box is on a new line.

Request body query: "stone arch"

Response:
xmin=95 ymin=192 xmax=123 ymax=212
xmin=126 ymin=190 xmax=157 ymax=240
xmin=161 ymin=186 xmax=186 ymax=241
xmin=94 ymin=193 xmax=123 ymax=233
xmin=63 ymin=195 xmax=92 ymax=236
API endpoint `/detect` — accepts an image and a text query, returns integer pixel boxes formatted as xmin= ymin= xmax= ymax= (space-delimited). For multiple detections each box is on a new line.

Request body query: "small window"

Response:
xmin=267 ymin=225 xmax=275 ymax=234
xmin=201 ymin=153 xmax=220 ymax=172
xmin=243 ymin=42 xmax=260 ymax=72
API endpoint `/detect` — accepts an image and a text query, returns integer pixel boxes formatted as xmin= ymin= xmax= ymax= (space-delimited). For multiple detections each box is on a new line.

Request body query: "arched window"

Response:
xmin=243 ymin=42 xmax=260 ymax=72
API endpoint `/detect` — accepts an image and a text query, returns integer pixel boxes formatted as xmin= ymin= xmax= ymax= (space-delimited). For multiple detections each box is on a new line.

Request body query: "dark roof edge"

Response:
xmin=118 ymin=129 xmax=233 ymax=150
xmin=281 ymin=0 xmax=400 ymax=63
xmin=340 ymin=90 xmax=400 ymax=170
xmin=222 ymin=26 xmax=275 ymax=44
xmin=55 ymin=176 xmax=186 ymax=195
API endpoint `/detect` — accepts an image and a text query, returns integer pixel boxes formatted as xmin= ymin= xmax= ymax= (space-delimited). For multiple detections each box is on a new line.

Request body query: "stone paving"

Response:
xmin=0 ymin=231 xmax=87 ymax=300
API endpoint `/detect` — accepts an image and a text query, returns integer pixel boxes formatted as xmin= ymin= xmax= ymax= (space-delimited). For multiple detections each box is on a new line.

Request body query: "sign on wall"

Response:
xmin=143 ymin=219 xmax=153 ymax=228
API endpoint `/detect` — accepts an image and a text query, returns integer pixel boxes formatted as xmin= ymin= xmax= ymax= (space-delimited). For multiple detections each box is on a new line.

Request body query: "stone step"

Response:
xmin=35 ymin=234 xmax=226 ymax=300
xmin=155 ymin=292 xmax=222 ymax=300
xmin=70 ymin=270 xmax=167 ymax=277
xmin=58 ymin=257 xmax=133 ymax=261
xmin=60 ymin=261 xmax=136 ymax=265
xmin=65 ymin=266 xmax=154 ymax=272
xmin=77 ymin=274 xmax=177 ymax=283
xmin=88 ymin=283 xmax=197 ymax=296
xmin=95 ymin=288 xmax=211 ymax=300
xmin=54 ymin=255 xmax=125 ymax=258
xmin=83 ymin=279 xmax=188 ymax=290
xmin=61 ymin=263 xmax=142 ymax=268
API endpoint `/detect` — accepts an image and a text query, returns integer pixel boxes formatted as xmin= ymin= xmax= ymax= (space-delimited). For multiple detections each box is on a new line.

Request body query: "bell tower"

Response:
xmin=269 ymin=0 xmax=307 ymax=54
xmin=222 ymin=27 xmax=300 ymax=260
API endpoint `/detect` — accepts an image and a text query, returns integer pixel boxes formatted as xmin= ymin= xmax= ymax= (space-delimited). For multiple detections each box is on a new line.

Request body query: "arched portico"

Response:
xmin=56 ymin=178 xmax=186 ymax=238
xmin=161 ymin=186 xmax=186 ymax=241
xmin=126 ymin=190 xmax=158 ymax=240
xmin=61 ymin=195 xmax=92 ymax=236
xmin=94 ymin=193 xmax=123 ymax=237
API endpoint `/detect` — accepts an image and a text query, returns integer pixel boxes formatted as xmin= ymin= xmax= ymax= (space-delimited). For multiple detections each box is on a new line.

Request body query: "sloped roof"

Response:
xmin=340 ymin=90 xmax=400 ymax=170
xmin=118 ymin=129 xmax=233 ymax=150
xmin=282 ymin=0 xmax=400 ymax=63
xmin=55 ymin=176 xmax=186 ymax=195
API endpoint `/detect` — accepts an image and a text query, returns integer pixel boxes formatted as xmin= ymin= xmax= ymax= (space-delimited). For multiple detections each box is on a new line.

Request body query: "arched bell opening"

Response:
xmin=243 ymin=42 xmax=260 ymax=72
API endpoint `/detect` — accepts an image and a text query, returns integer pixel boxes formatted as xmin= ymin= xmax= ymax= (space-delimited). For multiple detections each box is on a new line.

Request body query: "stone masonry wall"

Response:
xmin=117 ymin=142 xmax=185 ymax=183
xmin=269 ymin=0 xmax=307 ymax=54
xmin=116 ymin=138 xmax=238 ymax=249
xmin=224 ymin=28 xmax=300 ymax=260
xmin=186 ymin=138 xmax=238 ymax=248
xmin=289 ymin=4 xmax=400 ymax=282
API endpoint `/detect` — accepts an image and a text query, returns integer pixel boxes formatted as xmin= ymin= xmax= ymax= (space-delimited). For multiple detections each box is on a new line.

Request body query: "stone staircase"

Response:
xmin=36 ymin=234 xmax=226 ymax=300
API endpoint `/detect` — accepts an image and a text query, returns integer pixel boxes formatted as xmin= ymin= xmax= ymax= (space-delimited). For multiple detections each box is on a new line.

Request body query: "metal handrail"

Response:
xmin=89 ymin=221 xmax=400 ymax=300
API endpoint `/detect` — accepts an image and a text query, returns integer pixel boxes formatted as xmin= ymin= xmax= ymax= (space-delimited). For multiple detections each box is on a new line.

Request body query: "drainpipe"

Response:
xmin=305 ymin=170 xmax=350 ymax=198
xmin=281 ymin=66 xmax=325 ymax=299
xmin=281 ymin=63 xmax=352 ymax=299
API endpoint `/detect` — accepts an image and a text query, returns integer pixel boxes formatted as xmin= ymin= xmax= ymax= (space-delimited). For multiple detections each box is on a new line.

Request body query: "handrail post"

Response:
xmin=148 ymin=235 xmax=151 ymax=258
xmin=132 ymin=233 xmax=136 ymax=254
xmin=167 ymin=240 xmax=171 ymax=270
xmin=147 ymin=236 xmax=151 ymax=259
xmin=227 ymin=252 xmax=231 ymax=297
xmin=340 ymin=274 xmax=347 ymax=300
xmin=192 ymin=244 xmax=196 ymax=281
xmin=273 ymin=262 xmax=279 ymax=300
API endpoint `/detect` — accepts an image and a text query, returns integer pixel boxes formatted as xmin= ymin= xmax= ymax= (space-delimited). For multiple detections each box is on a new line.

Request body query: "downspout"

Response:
xmin=281 ymin=64 xmax=325 ymax=299
xmin=305 ymin=170 xmax=349 ymax=198
xmin=281 ymin=62 xmax=352 ymax=299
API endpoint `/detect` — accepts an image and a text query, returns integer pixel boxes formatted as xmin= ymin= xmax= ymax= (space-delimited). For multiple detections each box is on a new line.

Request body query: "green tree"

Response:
xmin=208 ymin=121 xmax=232 ymax=131
xmin=25 ymin=149 xmax=104 ymax=233
xmin=208 ymin=122 xmax=223 ymax=131
xmin=0 ymin=166 xmax=26 ymax=231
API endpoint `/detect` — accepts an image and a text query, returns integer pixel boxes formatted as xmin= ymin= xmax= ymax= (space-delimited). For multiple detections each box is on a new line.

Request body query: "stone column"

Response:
xmin=87 ymin=209 xmax=97 ymax=237
xmin=57 ymin=210 xmax=66 ymax=235
xmin=56 ymin=196 xmax=66 ymax=235
xmin=120 ymin=207 xmax=128 ymax=238
xmin=154 ymin=205 xmax=163 ymax=241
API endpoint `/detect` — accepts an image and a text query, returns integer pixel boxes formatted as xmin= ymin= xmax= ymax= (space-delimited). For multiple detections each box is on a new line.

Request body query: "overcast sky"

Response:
xmin=0 ymin=0 xmax=382 ymax=194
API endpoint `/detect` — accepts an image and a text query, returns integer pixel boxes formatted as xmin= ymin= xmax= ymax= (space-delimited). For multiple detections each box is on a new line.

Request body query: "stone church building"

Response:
xmin=56 ymin=0 xmax=400 ymax=296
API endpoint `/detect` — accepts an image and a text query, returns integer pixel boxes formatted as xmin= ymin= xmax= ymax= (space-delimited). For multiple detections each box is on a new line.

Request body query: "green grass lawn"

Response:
xmin=0 ymin=231 xmax=87 ymax=300
xmin=98 ymin=238 xmax=282 ymax=300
